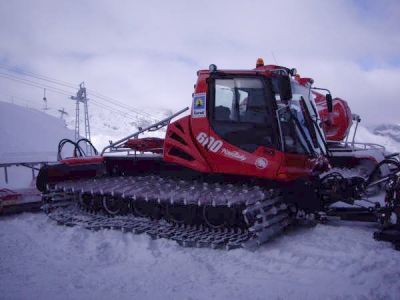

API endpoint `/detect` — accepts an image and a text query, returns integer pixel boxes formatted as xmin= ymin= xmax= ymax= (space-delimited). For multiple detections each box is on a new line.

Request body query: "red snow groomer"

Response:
xmin=37 ymin=59 xmax=400 ymax=250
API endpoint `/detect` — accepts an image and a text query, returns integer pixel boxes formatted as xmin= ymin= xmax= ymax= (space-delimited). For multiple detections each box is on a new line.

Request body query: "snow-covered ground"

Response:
xmin=1 ymin=213 xmax=399 ymax=300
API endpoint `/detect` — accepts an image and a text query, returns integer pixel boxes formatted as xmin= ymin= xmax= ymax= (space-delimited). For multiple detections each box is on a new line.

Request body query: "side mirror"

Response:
xmin=279 ymin=76 xmax=292 ymax=102
xmin=326 ymin=94 xmax=333 ymax=112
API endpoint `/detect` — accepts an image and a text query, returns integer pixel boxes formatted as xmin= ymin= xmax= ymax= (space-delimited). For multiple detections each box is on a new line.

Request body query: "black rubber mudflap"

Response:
xmin=373 ymin=228 xmax=400 ymax=251
xmin=395 ymin=243 xmax=400 ymax=251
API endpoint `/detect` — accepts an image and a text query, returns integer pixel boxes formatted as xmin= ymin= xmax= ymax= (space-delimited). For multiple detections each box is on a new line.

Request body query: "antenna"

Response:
xmin=271 ymin=51 xmax=278 ymax=64
xmin=43 ymin=88 xmax=48 ymax=110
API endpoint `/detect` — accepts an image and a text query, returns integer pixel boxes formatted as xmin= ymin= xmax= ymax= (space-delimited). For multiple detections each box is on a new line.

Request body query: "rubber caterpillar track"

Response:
xmin=44 ymin=175 xmax=295 ymax=249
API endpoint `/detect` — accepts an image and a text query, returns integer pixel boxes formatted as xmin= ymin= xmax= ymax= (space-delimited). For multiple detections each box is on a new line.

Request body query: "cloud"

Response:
xmin=0 ymin=0 xmax=399 ymax=125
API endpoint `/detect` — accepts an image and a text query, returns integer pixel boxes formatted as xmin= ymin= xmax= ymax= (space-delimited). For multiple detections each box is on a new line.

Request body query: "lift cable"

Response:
xmin=0 ymin=73 xmax=72 ymax=96
xmin=90 ymin=99 xmax=151 ymax=121
xmin=0 ymin=65 xmax=159 ymax=121
xmin=0 ymin=64 xmax=77 ymax=89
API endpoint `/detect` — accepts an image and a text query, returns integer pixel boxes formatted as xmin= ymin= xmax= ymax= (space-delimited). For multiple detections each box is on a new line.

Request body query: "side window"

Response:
xmin=214 ymin=79 xmax=235 ymax=121
xmin=238 ymin=90 xmax=248 ymax=113
xmin=214 ymin=78 xmax=268 ymax=124
xmin=211 ymin=77 xmax=276 ymax=152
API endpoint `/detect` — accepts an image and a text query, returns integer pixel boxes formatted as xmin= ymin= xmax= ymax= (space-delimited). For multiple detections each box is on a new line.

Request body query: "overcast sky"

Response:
xmin=0 ymin=0 xmax=399 ymax=125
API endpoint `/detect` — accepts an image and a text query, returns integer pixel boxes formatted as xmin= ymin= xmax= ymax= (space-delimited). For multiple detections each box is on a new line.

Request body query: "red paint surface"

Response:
xmin=61 ymin=156 xmax=104 ymax=165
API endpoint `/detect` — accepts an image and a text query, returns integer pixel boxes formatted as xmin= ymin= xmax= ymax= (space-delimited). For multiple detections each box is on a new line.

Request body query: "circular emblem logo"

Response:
xmin=255 ymin=157 xmax=268 ymax=169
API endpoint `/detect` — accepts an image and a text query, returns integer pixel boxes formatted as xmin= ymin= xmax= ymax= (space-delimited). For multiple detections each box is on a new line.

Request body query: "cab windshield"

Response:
xmin=290 ymin=82 xmax=327 ymax=155
xmin=273 ymin=78 xmax=327 ymax=156
xmin=211 ymin=77 xmax=278 ymax=152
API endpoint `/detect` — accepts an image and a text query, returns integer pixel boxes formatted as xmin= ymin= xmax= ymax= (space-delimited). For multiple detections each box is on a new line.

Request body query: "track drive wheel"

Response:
xmin=202 ymin=205 xmax=232 ymax=229
xmin=165 ymin=204 xmax=198 ymax=225
xmin=131 ymin=200 xmax=162 ymax=220
xmin=102 ymin=196 xmax=128 ymax=216
xmin=79 ymin=193 xmax=93 ymax=211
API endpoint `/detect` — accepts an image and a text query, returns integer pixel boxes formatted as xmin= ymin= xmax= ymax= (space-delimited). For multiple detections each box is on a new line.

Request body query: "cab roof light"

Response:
xmin=209 ymin=64 xmax=217 ymax=73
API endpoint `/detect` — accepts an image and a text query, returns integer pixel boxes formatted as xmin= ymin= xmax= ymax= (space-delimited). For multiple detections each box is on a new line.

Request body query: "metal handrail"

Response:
xmin=344 ymin=113 xmax=361 ymax=147
xmin=101 ymin=107 xmax=189 ymax=155
xmin=328 ymin=141 xmax=386 ymax=152
xmin=0 ymin=161 xmax=51 ymax=184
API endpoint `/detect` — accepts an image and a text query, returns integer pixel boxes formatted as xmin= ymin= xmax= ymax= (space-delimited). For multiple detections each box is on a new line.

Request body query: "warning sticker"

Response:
xmin=192 ymin=93 xmax=206 ymax=118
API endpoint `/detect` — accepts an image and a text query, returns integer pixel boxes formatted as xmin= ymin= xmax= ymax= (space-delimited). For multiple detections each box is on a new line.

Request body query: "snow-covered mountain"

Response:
xmin=41 ymin=103 xmax=173 ymax=150
xmin=349 ymin=124 xmax=400 ymax=154
xmin=82 ymin=107 xmax=172 ymax=150
xmin=372 ymin=123 xmax=400 ymax=143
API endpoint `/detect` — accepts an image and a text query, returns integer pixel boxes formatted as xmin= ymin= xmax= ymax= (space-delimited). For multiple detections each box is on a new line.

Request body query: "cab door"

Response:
xmin=195 ymin=75 xmax=283 ymax=179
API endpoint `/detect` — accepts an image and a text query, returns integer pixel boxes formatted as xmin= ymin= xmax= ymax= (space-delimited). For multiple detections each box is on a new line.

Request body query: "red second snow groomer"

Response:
xmin=36 ymin=59 xmax=400 ymax=250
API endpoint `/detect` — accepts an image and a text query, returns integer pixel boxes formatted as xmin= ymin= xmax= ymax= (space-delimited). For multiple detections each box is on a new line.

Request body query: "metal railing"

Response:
xmin=330 ymin=113 xmax=386 ymax=153
xmin=328 ymin=141 xmax=386 ymax=152
xmin=0 ymin=161 xmax=51 ymax=184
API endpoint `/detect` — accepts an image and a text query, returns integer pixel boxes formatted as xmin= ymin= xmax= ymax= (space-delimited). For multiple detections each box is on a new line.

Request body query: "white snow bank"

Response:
xmin=0 ymin=213 xmax=399 ymax=300
xmin=0 ymin=101 xmax=75 ymax=188
xmin=0 ymin=101 xmax=75 ymax=161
